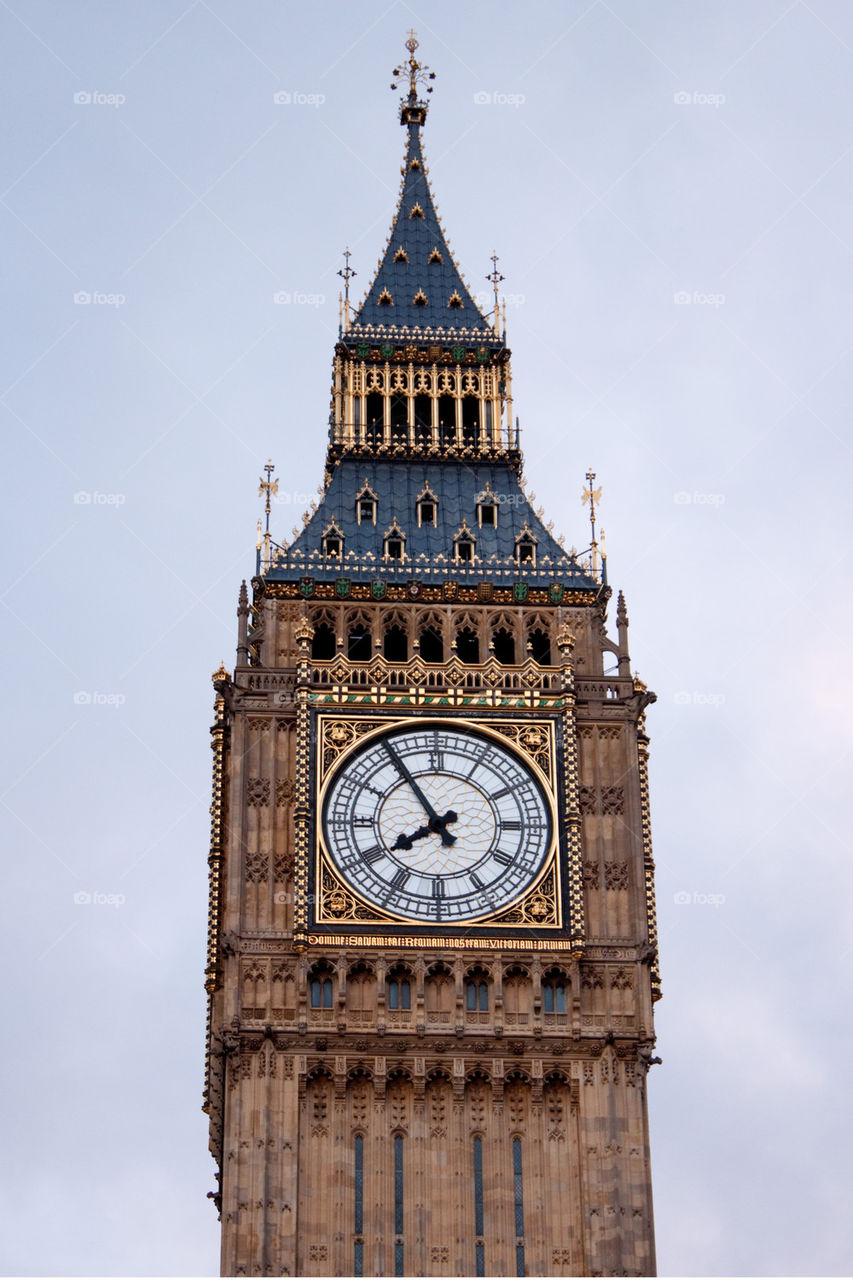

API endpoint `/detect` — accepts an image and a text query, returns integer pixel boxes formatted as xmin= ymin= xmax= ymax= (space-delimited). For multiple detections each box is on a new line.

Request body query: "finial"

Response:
xmin=258 ymin=460 xmax=277 ymax=572
xmin=392 ymin=31 xmax=435 ymax=126
xmin=486 ymin=251 xmax=505 ymax=334
xmin=337 ymin=247 xmax=357 ymax=333
xmin=582 ymin=468 xmax=602 ymax=578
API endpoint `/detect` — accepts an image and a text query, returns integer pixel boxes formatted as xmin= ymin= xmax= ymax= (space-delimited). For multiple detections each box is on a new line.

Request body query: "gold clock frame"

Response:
xmin=312 ymin=712 xmax=563 ymax=931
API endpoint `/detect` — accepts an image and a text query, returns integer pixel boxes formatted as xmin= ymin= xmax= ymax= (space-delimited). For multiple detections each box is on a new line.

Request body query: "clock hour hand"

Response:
xmin=382 ymin=741 xmax=456 ymax=846
xmin=392 ymin=810 xmax=458 ymax=851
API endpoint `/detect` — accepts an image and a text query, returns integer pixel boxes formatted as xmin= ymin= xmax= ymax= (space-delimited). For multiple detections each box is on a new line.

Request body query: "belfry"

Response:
xmin=205 ymin=33 xmax=660 ymax=1278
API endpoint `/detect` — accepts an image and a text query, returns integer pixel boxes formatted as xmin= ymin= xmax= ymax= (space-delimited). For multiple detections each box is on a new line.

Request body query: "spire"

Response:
xmin=348 ymin=33 xmax=495 ymax=339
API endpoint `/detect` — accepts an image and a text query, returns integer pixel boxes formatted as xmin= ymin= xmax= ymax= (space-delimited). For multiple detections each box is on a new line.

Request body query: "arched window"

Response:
xmin=414 ymin=395 xmax=431 ymax=445
xmin=309 ymin=967 xmax=334 ymax=1008
xmin=515 ymin=527 xmax=537 ymax=566
xmin=492 ymin=627 xmax=516 ymax=665
xmin=416 ymin=489 xmax=438 ymax=526
xmin=322 ymin=525 xmax=344 ymax=557
xmin=529 ymin=627 xmax=551 ymax=665
xmin=461 ymin=396 xmax=479 ymax=446
xmin=543 ymin=971 xmax=568 ymax=1014
xmin=438 ymin=395 xmax=455 ymax=445
xmin=387 ymin=973 xmax=411 ymax=1010
xmin=454 ymin=530 xmax=475 ymax=563
xmin=456 ymin=626 xmax=479 ymax=664
xmin=383 ymin=524 xmax=406 ymax=561
xmin=311 ymin=621 xmax=336 ymax=661
xmin=357 ymin=489 xmax=377 ymax=524
xmin=383 ymin=623 xmax=408 ymax=663
xmin=366 ymin=393 xmax=383 ymax=445
xmin=420 ymin=624 xmax=443 ymax=664
xmin=347 ymin=623 xmax=371 ymax=661
xmin=466 ymin=974 xmax=489 ymax=1012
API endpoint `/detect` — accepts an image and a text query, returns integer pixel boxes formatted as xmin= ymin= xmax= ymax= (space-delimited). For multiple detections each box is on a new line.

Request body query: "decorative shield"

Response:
xmin=380 ymin=343 xmax=395 ymax=359
xmin=299 ymin=577 xmax=315 ymax=598
xmin=451 ymin=344 xmax=465 ymax=362
xmin=549 ymin=582 xmax=564 ymax=603
xmin=371 ymin=579 xmax=387 ymax=599
xmin=356 ymin=342 xmax=369 ymax=359
xmin=513 ymin=581 xmax=529 ymax=603
xmin=335 ymin=577 xmax=351 ymax=598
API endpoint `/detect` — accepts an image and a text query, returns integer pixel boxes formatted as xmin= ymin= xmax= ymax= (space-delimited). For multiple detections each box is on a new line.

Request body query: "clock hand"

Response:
xmin=382 ymin=741 xmax=456 ymax=847
xmin=392 ymin=810 xmax=458 ymax=851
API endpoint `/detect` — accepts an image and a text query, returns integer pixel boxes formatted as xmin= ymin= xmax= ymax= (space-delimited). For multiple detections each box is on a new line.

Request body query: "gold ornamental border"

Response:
xmin=312 ymin=713 xmax=563 ymax=931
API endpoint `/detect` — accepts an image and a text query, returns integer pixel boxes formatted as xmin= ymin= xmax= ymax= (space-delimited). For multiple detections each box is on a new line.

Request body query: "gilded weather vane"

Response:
xmin=258 ymin=458 xmax=278 ymax=572
xmin=582 ymin=467 xmax=603 ymax=578
xmin=486 ymin=251 xmax=505 ymax=333
xmin=337 ymin=246 xmax=357 ymax=334
xmin=391 ymin=30 xmax=436 ymax=103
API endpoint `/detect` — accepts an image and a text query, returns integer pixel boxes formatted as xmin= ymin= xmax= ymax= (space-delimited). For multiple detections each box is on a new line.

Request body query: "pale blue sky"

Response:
xmin=2 ymin=1 xmax=852 ymax=1275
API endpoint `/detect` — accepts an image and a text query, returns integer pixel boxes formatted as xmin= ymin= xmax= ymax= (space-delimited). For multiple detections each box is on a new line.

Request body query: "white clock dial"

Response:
xmin=320 ymin=723 xmax=553 ymax=923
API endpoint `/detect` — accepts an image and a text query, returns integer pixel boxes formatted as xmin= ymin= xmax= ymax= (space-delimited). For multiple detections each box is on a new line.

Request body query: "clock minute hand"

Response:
xmin=382 ymin=741 xmax=456 ymax=847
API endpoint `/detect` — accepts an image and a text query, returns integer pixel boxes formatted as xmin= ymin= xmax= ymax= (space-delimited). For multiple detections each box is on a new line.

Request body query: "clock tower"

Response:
xmin=205 ymin=34 xmax=661 ymax=1278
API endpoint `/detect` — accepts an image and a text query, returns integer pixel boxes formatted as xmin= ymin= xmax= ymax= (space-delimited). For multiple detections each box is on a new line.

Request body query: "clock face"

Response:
xmin=320 ymin=723 xmax=553 ymax=924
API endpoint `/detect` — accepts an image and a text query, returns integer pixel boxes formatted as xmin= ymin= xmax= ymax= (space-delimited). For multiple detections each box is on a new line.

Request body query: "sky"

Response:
xmin=2 ymin=1 xmax=852 ymax=1275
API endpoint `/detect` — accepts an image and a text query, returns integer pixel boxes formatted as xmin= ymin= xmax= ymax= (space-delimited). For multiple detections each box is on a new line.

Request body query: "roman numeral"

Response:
xmin=391 ymin=868 xmax=410 ymax=889
xmin=501 ymin=820 xmax=522 ymax=830
xmin=492 ymin=786 xmax=513 ymax=799
xmin=352 ymin=817 xmax=374 ymax=826
xmin=470 ymin=872 xmax=484 ymax=889
xmin=432 ymin=879 xmax=445 ymax=899
xmin=494 ymin=852 xmax=514 ymax=867
xmin=362 ymin=846 xmax=383 ymax=864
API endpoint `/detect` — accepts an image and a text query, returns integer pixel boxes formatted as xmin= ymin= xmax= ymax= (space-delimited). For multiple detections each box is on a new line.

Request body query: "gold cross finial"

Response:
xmin=486 ymin=250 xmax=505 ymax=316
xmin=392 ymin=30 xmax=435 ymax=105
xmin=258 ymin=459 xmax=279 ymax=534
xmin=582 ymin=468 xmax=603 ymax=577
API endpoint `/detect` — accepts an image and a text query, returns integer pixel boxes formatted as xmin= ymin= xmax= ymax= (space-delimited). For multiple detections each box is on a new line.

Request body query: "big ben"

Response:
xmin=204 ymin=33 xmax=660 ymax=1279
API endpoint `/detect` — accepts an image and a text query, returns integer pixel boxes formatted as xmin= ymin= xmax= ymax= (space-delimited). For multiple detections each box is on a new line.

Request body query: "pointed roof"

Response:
xmin=348 ymin=37 xmax=496 ymax=342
